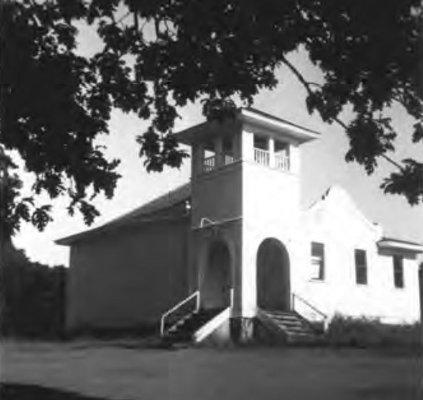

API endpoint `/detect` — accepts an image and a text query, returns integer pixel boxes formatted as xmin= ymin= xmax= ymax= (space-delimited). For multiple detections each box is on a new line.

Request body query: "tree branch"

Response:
xmin=380 ymin=154 xmax=404 ymax=170
xmin=281 ymin=55 xmax=314 ymax=96
xmin=281 ymin=56 xmax=404 ymax=172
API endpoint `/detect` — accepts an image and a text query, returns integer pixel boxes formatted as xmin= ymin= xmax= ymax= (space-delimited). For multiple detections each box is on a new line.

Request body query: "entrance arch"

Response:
xmin=201 ymin=240 xmax=232 ymax=310
xmin=256 ymin=238 xmax=290 ymax=311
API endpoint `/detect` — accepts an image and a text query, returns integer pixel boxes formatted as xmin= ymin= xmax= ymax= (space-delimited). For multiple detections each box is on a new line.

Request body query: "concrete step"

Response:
xmin=280 ymin=325 xmax=314 ymax=334
xmin=163 ymin=308 xmax=223 ymax=344
xmin=262 ymin=309 xmax=321 ymax=345
xmin=272 ymin=318 xmax=304 ymax=326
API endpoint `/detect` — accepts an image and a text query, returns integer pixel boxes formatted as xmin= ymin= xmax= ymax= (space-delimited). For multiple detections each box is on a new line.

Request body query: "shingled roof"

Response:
xmin=56 ymin=183 xmax=191 ymax=245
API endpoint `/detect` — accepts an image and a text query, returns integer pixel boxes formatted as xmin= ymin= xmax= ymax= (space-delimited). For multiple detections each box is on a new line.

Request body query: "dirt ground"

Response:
xmin=0 ymin=340 xmax=422 ymax=400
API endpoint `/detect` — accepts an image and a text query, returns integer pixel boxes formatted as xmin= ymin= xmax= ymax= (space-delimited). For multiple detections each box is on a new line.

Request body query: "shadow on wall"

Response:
xmin=420 ymin=263 xmax=423 ymax=323
xmin=0 ymin=384 xmax=110 ymax=400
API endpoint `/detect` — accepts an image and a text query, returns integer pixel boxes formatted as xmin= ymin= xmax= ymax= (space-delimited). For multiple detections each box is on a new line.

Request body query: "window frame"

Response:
xmin=354 ymin=249 xmax=368 ymax=285
xmin=393 ymin=254 xmax=404 ymax=289
xmin=310 ymin=242 xmax=325 ymax=281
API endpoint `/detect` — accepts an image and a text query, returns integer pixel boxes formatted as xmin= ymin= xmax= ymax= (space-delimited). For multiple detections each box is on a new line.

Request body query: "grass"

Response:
xmin=1 ymin=339 xmax=422 ymax=400
xmin=324 ymin=315 xmax=422 ymax=349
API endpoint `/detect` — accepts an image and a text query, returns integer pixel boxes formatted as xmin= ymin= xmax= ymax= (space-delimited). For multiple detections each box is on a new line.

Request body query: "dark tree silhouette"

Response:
xmin=0 ymin=147 xmax=52 ymax=241
xmin=1 ymin=0 xmax=422 ymax=235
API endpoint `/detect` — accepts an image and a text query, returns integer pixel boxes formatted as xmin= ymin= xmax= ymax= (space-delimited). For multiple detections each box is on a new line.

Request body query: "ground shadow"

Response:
xmin=355 ymin=383 xmax=421 ymax=400
xmin=1 ymin=384 xmax=113 ymax=400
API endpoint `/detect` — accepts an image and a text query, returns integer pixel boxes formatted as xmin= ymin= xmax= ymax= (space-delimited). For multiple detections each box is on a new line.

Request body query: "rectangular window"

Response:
xmin=393 ymin=255 xmax=404 ymax=288
xmin=311 ymin=242 xmax=325 ymax=280
xmin=355 ymin=249 xmax=367 ymax=285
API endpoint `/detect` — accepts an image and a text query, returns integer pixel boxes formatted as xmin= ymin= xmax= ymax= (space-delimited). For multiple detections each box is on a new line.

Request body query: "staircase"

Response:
xmin=163 ymin=308 xmax=223 ymax=344
xmin=259 ymin=309 xmax=323 ymax=345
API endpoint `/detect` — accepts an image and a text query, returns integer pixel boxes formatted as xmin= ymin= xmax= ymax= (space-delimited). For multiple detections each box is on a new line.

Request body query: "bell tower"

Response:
xmin=174 ymin=108 xmax=319 ymax=339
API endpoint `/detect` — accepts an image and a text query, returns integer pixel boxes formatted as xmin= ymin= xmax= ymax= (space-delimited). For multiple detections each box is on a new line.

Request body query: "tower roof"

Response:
xmin=174 ymin=107 xmax=320 ymax=145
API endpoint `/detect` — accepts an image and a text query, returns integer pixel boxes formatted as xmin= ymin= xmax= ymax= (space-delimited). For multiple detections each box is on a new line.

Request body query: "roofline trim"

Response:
xmin=56 ymin=214 xmax=189 ymax=246
xmin=240 ymin=108 xmax=320 ymax=142
xmin=377 ymin=238 xmax=423 ymax=253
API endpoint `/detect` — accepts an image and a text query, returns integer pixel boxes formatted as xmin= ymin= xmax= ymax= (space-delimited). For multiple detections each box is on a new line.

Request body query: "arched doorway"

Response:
xmin=201 ymin=241 xmax=232 ymax=310
xmin=256 ymin=238 xmax=290 ymax=311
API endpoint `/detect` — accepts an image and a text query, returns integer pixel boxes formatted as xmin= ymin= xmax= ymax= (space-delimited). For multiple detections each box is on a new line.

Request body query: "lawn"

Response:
xmin=1 ymin=340 xmax=422 ymax=400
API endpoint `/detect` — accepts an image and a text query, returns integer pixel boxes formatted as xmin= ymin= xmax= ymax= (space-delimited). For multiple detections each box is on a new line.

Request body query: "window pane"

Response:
xmin=311 ymin=242 xmax=325 ymax=280
xmin=393 ymin=255 xmax=404 ymax=288
xmin=355 ymin=249 xmax=367 ymax=284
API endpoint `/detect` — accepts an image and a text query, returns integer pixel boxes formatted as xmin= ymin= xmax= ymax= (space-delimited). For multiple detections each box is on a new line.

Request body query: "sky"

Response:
xmin=11 ymin=23 xmax=423 ymax=266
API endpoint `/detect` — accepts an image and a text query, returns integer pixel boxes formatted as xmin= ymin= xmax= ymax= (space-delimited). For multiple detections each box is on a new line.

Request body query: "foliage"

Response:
xmin=1 ymin=0 xmax=422 ymax=234
xmin=0 ymin=149 xmax=52 ymax=239
xmin=325 ymin=314 xmax=421 ymax=349
xmin=1 ymin=243 xmax=66 ymax=338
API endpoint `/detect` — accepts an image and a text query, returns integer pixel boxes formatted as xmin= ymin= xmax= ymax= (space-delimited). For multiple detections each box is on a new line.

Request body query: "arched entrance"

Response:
xmin=256 ymin=238 xmax=290 ymax=311
xmin=201 ymin=240 xmax=232 ymax=310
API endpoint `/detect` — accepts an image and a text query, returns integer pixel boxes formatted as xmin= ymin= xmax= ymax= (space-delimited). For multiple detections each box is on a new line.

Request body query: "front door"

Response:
xmin=256 ymin=238 xmax=290 ymax=311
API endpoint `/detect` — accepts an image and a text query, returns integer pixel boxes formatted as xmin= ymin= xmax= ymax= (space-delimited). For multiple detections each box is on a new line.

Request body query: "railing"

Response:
xmin=224 ymin=154 xmax=235 ymax=165
xmin=202 ymin=154 xmax=235 ymax=174
xmin=254 ymin=148 xmax=270 ymax=166
xmin=160 ymin=291 xmax=200 ymax=336
xmin=275 ymin=154 xmax=290 ymax=171
xmin=291 ymin=293 xmax=328 ymax=329
xmin=203 ymin=155 xmax=216 ymax=173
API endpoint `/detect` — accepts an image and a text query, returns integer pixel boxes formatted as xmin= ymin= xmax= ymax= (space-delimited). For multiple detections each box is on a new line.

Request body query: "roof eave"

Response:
xmin=240 ymin=109 xmax=320 ymax=143
xmin=55 ymin=214 xmax=190 ymax=246
xmin=377 ymin=239 xmax=423 ymax=253
xmin=173 ymin=109 xmax=321 ymax=145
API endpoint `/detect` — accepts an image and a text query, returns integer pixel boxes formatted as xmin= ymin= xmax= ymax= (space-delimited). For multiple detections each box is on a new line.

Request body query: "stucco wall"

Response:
xmin=297 ymin=187 xmax=421 ymax=324
xmin=241 ymin=153 xmax=301 ymax=318
xmin=191 ymin=162 xmax=243 ymax=228
xmin=67 ymin=219 xmax=190 ymax=331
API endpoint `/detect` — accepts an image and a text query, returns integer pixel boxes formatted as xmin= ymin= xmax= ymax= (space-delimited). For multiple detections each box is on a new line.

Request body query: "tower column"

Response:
xmin=241 ymin=130 xmax=254 ymax=162
xmin=192 ymin=143 xmax=204 ymax=177
xmin=214 ymin=136 xmax=224 ymax=167
xmin=268 ymin=138 xmax=275 ymax=168
xmin=232 ymin=132 xmax=241 ymax=161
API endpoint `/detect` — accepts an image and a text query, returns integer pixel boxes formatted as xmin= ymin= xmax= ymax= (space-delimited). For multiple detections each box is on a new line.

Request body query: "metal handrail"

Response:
xmin=160 ymin=291 xmax=200 ymax=336
xmin=291 ymin=293 xmax=328 ymax=320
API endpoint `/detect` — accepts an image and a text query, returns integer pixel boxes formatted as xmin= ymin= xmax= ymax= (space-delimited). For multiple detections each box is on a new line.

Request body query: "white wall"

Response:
xmin=297 ymin=186 xmax=421 ymax=324
xmin=241 ymin=129 xmax=302 ymax=318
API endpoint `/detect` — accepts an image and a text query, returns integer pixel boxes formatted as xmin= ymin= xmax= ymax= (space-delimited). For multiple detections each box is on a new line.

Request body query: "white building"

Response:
xmin=57 ymin=108 xmax=423 ymax=343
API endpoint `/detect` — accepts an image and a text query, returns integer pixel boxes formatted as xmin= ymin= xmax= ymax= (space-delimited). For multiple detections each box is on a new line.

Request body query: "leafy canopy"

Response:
xmin=1 ymin=0 xmax=422 ymax=237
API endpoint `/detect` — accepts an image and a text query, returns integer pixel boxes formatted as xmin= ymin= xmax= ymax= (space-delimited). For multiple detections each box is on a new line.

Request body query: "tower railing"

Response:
xmin=275 ymin=153 xmax=290 ymax=171
xmin=224 ymin=154 xmax=235 ymax=165
xmin=202 ymin=153 xmax=235 ymax=173
xmin=203 ymin=155 xmax=216 ymax=173
xmin=254 ymin=148 xmax=270 ymax=166
xmin=203 ymin=149 xmax=289 ymax=172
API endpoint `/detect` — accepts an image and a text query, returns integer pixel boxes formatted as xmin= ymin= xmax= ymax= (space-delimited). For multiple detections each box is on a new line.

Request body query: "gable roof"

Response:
xmin=306 ymin=185 xmax=380 ymax=233
xmin=56 ymin=183 xmax=191 ymax=246
xmin=56 ymin=181 xmax=421 ymax=251
xmin=306 ymin=185 xmax=423 ymax=252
